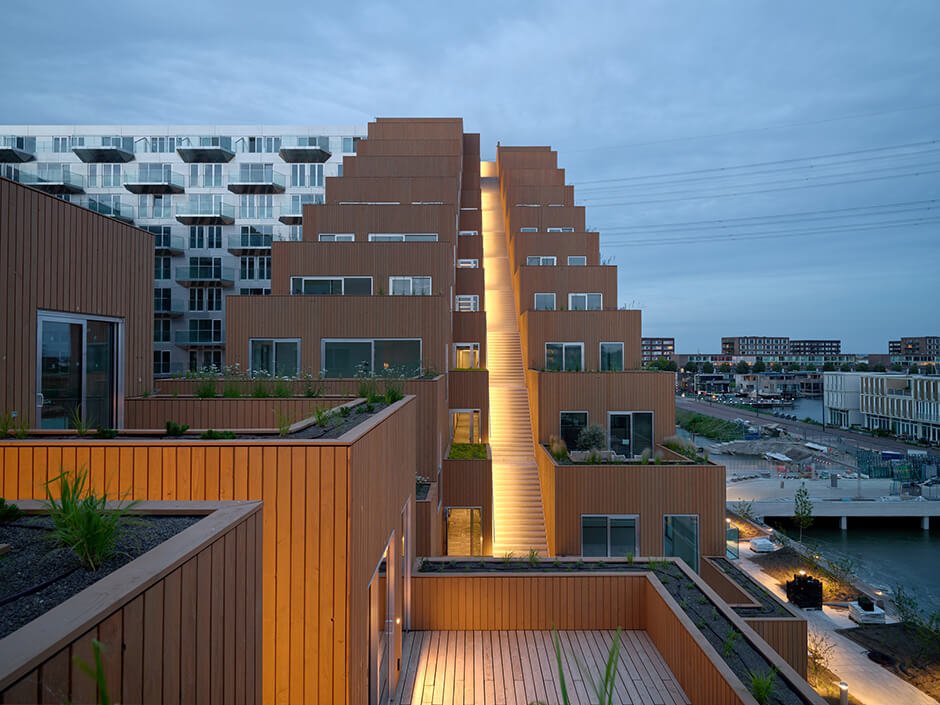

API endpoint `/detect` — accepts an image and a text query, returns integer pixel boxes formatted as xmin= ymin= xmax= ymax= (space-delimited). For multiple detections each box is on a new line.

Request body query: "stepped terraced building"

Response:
xmin=0 ymin=119 xmax=823 ymax=705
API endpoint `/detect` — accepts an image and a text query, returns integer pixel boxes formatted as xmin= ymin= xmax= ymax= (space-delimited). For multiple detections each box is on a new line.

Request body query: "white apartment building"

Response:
xmin=0 ymin=125 xmax=366 ymax=375
xmin=824 ymin=372 xmax=940 ymax=443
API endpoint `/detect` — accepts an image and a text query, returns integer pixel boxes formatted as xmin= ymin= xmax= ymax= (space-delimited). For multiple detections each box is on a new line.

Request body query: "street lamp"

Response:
xmin=839 ymin=681 xmax=849 ymax=705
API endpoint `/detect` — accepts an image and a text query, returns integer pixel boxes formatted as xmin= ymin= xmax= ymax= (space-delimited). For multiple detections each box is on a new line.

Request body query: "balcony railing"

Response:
xmin=174 ymin=265 xmax=236 ymax=286
xmin=227 ymin=232 xmax=273 ymax=254
xmin=4 ymin=164 xmax=85 ymax=194
xmin=176 ymin=136 xmax=235 ymax=163
xmin=73 ymin=196 xmax=135 ymax=223
xmin=72 ymin=136 xmax=135 ymax=163
xmin=154 ymin=297 xmax=186 ymax=316
xmin=0 ymin=136 xmax=36 ymax=162
xmin=175 ymin=329 xmax=225 ymax=346
xmin=279 ymin=135 xmax=332 ymax=163
xmin=227 ymin=169 xmax=286 ymax=194
xmin=123 ymin=168 xmax=186 ymax=194
xmin=154 ymin=234 xmax=186 ymax=255
xmin=174 ymin=200 xmax=236 ymax=225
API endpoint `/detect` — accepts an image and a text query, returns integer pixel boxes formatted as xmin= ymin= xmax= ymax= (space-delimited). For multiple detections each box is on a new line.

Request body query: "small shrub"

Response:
xmin=13 ymin=416 xmax=28 ymax=439
xmin=222 ymin=382 xmax=242 ymax=398
xmin=70 ymin=404 xmax=90 ymax=436
xmin=74 ymin=639 xmax=112 ymax=705
xmin=747 ymin=668 xmax=776 ymax=705
xmin=339 ymin=405 xmax=351 ymax=418
xmin=273 ymin=381 xmax=291 ymax=398
xmin=577 ymin=424 xmax=606 ymax=451
xmin=304 ymin=381 xmax=322 ymax=398
xmin=364 ymin=403 xmax=375 ymax=413
xmin=549 ymin=435 xmax=569 ymax=461
xmin=502 ymin=551 xmax=515 ymax=563
xmin=639 ymin=448 xmax=651 ymax=465
xmin=314 ymin=408 xmax=331 ymax=427
xmin=358 ymin=379 xmax=381 ymax=404
xmin=200 ymin=429 xmax=236 ymax=440
xmin=195 ymin=380 xmax=217 ymax=398
xmin=585 ymin=448 xmax=603 ymax=464
xmin=384 ymin=381 xmax=404 ymax=404
xmin=527 ymin=548 xmax=540 ymax=565
xmin=0 ymin=411 xmax=13 ymax=435
xmin=448 ymin=443 xmax=487 ymax=460
xmin=807 ymin=629 xmax=835 ymax=685
xmin=275 ymin=412 xmax=292 ymax=437
xmin=0 ymin=498 xmax=23 ymax=523
xmin=252 ymin=381 xmax=270 ymax=398
xmin=45 ymin=469 xmax=137 ymax=571
xmin=165 ymin=420 xmax=190 ymax=437
xmin=625 ymin=552 xmax=634 ymax=564
xmin=722 ymin=628 xmax=740 ymax=658
xmin=731 ymin=500 xmax=756 ymax=521
xmin=94 ymin=427 xmax=117 ymax=439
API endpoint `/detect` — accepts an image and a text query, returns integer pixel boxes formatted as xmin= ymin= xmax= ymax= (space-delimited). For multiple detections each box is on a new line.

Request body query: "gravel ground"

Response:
xmin=0 ymin=514 xmax=199 ymax=638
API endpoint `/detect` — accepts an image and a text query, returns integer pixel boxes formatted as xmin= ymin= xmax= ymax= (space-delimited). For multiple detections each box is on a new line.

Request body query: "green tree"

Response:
xmin=646 ymin=357 xmax=677 ymax=372
xmin=926 ymin=364 xmax=937 ymax=375
xmin=735 ymin=360 xmax=751 ymax=374
xmin=840 ymin=363 xmax=853 ymax=372
xmin=786 ymin=362 xmax=800 ymax=372
xmin=890 ymin=363 xmax=904 ymax=372
xmin=718 ymin=362 xmax=732 ymax=373
xmin=770 ymin=362 xmax=784 ymax=372
xmin=909 ymin=365 xmax=920 ymax=375
xmin=702 ymin=361 xmax=715 ymax=374
xmin=752 ymin=360 xmax=766 ymax=373
xmin=794 ymin=484 xmax=813 ymax=542
xmin=872 ymin=363 xmax=886 ymax=373
xmin=854 ymin=363 xmax=869 ymax=372
xmin=822 ymin=362 xmax=835 ymax=372
xmin=684 ymin=361 xmax=699 ymax=375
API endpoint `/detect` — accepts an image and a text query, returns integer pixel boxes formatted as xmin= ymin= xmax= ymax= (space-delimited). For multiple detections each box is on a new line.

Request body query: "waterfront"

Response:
xmin=767 ymin=517 xmax=940 ymax=613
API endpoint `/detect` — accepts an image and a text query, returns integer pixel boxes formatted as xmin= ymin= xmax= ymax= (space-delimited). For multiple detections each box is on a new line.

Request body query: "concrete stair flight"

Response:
xmin=482 ymin=175 xmax=549 ymax=556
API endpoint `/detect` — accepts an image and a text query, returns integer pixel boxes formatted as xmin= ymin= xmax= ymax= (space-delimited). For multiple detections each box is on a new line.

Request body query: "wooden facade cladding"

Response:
xmin=507 ymin=184 xmax=575 ymax=207
xmin=355 ymin=138 xmax=464 ymax=156
xmin=519 ymin=309 xmax=642 ymax=371
xmin=325 ymin=176 xmax=461 ymax=205
xmin=748 ymin=618 xmax=808 ymax=678
xmin=416 ymin=481 xmax=442 ymax=558
xmin=496 ymin=147 xmax=558 ymax=172
xmin=497 ymin=168 xmax=567 ymax=188
xmin=0 ymin=398 xmax=418 ymax=705
xmin=456 ymin=231 xmax=483 ymax=260
xmin=458 ymin=209 xmax=482 ymax=234
xmin=525 ymin=370 xmax=676 ymax=447
xmin=514 ymin=265 xmax=618 ymax=314
xmin=452 ymin=312 xmax=488 ymax=368
xmin=509 ymin=231 xmax=601 ymax=270
xmin=506 ymin=205 xmax=586 ymax=232
xmin=124 ymin=396 xmax=344 ymax=431
xmin=270 ymin=241 xmax=456 ymax=296
xmin=441 ymin=454 xmax=494 ymax=556
xmin=225 ymin=294 xmax=452 ymax=373
xmin=300 ymin=203 xmax=459 ymax=243
xmin=447 ymin=370 xmax=490 ymax=441
xmin=535 ymin=445 xmax=725 ymax=557
xmin=699 ymin=558 xmax=759 ymax=606
xmin=0 ymin=501 xmax=261 ymax=705
xmin=0 ymin=178 xmax=153 ymax=427
xmin=343 ymin=155 xmax=463 ymax=179
xmin=368 ymin=118 xmax=466 ymax=141
xmin=455 ymin=266 xmax=485 ymax=303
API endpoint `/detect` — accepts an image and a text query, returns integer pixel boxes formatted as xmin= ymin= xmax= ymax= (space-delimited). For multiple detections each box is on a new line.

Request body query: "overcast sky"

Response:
xmin=2 ymin=1 xmax=938 ymax=352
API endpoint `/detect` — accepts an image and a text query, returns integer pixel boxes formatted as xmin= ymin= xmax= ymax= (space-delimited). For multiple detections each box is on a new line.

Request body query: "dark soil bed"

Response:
xmin=750 ymin=547 xmax=856 ymax=602
xmin=419 ymin=558 xmax=812 ymax=705
xmin=0 ymin=515 xmax=200 ymax=639
xmin=837 ymin=623 xmax=940 ymax=701
xmin=707 ymin=557 xmax=793 ymax=618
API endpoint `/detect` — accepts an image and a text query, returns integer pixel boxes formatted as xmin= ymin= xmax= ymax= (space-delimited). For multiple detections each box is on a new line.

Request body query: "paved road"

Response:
xmin=676 ymin=396 xmax=925 ymax=455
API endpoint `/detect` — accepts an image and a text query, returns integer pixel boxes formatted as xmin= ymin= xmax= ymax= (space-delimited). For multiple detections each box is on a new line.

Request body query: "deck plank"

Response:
xmin=393 ymin=630 xmax=689 ymax=705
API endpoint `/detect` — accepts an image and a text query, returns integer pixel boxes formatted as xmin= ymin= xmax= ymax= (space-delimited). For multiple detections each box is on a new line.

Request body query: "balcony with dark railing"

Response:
xmin=73 ymin=196 xmax=135 ymax=224
xmin=0 ymin=136 xmax=36 ymax=163
xmin=154 ymin=234 xmax=186 ymax=256
xmin=4 ymin=164 xmax=85 ymax=194
xmin=227 ymin=166 xmax=286 ymax=194
xmin=175 ymin=198 xmax=235 ymax=225
xmin=154 ymin=297 xmax=186 ymax=317
xmin=227 ymin=232 xmax=273 ymax=255
xmin=279 ymin=135 xmax=331 ymax=163
xmin=72 ymin=135 xmax=135 ymax=163
xmin=124 ymin=165 xmax=186 ymax=194
xmin=176 ymin=136 xmax=235 ymax=163
xmin=174 ymin=264 xmax=236 ymax=287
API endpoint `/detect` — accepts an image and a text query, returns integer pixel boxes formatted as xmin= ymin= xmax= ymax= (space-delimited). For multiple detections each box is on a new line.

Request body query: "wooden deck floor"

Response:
xmin=393 ymin=630 xmax=691 ymax=705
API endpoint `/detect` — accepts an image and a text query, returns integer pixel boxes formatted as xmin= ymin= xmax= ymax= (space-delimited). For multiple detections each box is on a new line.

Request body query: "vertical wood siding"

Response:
xmin=747 ymin=619 xmax=808 ymax=678
xmin=0 ymin=397 xmax=416 ymax=705
xmin=124 ymin=397 xmax=343 ymax=430
xmin=520 ymin=310 xmax=642 ymax=371
xmin=416 ymin=482 xmax=442 ymax=558
xmin=0 ymin=178 xmax=152 ymax=427
xmin=447 ymin=371 xmax=490 ymax=442
xmin=441 ymin=456 xmax=494 ymax=556
xmin=0 ymin=504 xmax=261 ymax=705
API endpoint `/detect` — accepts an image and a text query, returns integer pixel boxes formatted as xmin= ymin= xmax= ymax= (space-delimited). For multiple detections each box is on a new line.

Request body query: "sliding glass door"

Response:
xmin=37 ymin=312 xmax=121 ymax=429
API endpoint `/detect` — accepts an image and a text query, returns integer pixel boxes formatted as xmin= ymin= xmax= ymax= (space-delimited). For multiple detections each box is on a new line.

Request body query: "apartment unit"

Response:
xmin=789 ymin=339 xmax=841 ymax=355
xmin=0 ymin=125 xmax=366 ymax=376
xmin=822 ymin=372 xmax=865 ymax=428
xmin=642 ymin=336 xmax=676 ymax=363
xmin=721 ymin=335 xmax=789 ymax=356
xmin=859 ymin=373 xmax=940 ymax=443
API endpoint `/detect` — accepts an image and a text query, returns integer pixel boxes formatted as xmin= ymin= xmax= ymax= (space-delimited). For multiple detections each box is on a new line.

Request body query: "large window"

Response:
xmin=189 ymin=288 xmax=222 ymax=312
xmin=664 ymin=515 xmax=699 ymax=571
xmin=446 ymin=508 xmax=483 ymax=556
xmin=600 ymin=342 xmax=624 ymax=371
xmin=455 ymin=295 xmax=479 ymax=312
xmin=454 ymin=343 xmax=480 ymax=369
xmin=567 ymin=255 xmax=587 ymax=266
xmin=389 ymin=276 xmax=431 ymax=296
xmin=190 ymin=226 xmax=222 ymax=249
xmin=154 ymin=319 xmax=171 ymax=343
xmin=291 ymin=163 xmax=324 ymax=187
xmin=318 ymin=233 xmax=355 ymax=242
xmin=526 ymin=256 xmax=556 ymax=266
xmin=321 ymin=339 xmax=421 ymax=378
xmin=582 ymin=516 xmax=638 ymax=557
xmin=154 ymin=256 xmax=171 ymax=280
xmin=608 ymin=411 xmax=654 ymax=458
xmin=560 ymin=411 xmax=588 ymax=450
xmin=569 ymin=293 xmax=603 ymax=310
xmin=534 ymin=293 xmax=556 ymax=311
xmin=250 ymin=339 xmax=300 ymax=377
xmin=545 ymin=342 xmax=583 ymax=371
xmin=240 ymin=194 xmax=274 ymax=219
xmin=154 ymin=350 xmax=171 ymax=376
xmin=190 ymin=163 xmax=223 ymax=188
xmin=450 ymin=409 xmax=482 ymax=443
xmin=240 ymin=256 xmax=271 ymax=280
xmin=290 ymin=276 xmax=372 ymax=295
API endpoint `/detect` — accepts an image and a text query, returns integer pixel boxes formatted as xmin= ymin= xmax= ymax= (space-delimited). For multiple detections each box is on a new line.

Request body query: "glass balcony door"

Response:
xmin=37 ymin=313 xmax=121 ymax=429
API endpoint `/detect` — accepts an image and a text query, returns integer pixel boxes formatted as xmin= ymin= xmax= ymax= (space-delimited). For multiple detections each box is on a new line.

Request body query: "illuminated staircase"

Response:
xmin=482 ymin=168 xmax=549 ymax=556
